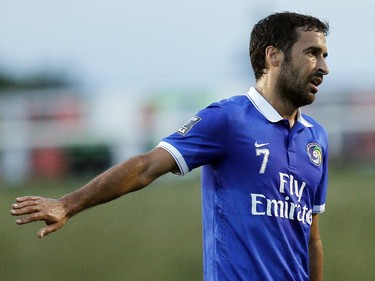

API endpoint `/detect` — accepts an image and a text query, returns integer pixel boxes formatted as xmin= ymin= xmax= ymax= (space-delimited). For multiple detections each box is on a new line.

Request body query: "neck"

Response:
xmin=256 ymin=80 xmax=299 ymax=128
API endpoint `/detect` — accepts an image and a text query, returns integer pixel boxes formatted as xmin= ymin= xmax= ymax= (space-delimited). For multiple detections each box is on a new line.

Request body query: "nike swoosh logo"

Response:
xmin=255 ymin=141 xmax=270 ymax=148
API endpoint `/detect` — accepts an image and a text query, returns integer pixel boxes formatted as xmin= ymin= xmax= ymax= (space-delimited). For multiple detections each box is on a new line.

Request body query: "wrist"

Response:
xmin=58 ymin=193 xmax=82 ymax=218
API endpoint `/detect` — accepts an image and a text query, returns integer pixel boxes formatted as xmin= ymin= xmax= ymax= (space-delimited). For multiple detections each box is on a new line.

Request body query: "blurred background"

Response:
xmin=1 ymin=1 xmax=374 ymax=280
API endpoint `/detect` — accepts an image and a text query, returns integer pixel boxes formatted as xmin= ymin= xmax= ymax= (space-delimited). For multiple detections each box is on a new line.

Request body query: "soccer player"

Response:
xmin=11 ymin=11 xmax=329 ymax=281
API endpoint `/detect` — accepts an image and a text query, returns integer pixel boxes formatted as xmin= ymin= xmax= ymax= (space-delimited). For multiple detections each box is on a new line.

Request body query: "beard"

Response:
xmin=276 ymin=60 xmax=316 ymax=108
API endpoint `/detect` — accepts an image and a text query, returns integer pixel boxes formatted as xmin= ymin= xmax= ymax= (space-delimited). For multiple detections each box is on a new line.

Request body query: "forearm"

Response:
xmin=309 ymin=236 xmax=324 ymax=281
xmin=60 ymin=154 xmax=158 ymax=218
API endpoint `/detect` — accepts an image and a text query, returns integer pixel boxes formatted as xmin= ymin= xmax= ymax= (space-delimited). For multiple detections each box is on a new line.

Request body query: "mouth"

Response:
xmin=309 ymin=76 xmax=323 ymax=94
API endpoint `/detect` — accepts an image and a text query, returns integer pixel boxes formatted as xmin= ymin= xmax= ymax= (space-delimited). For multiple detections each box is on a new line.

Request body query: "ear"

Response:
xmin=265 ymin=46 xmax=281 ymax=67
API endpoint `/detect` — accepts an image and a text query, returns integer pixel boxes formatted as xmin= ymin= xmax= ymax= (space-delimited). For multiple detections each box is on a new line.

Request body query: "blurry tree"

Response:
xmin=0 ymin=69 xmax=76 ymax=92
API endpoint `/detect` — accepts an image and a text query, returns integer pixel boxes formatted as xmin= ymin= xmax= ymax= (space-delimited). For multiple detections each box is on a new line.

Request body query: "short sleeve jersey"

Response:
xmin=158 ymin=87 xmax=329 ymax=281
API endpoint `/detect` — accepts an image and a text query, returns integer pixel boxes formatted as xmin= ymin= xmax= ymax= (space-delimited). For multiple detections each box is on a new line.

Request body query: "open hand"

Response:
xmin=10 ymin=196 xmax=69 ymax=238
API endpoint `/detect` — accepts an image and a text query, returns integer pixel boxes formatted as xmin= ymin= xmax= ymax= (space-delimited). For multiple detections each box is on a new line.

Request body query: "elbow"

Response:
xmin=128 ymin=155 xmax=156 ymax=191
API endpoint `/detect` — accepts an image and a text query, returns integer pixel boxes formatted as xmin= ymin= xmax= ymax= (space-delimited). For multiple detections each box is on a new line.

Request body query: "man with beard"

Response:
xmin=11 ymin=12 xmax=329 ymax=281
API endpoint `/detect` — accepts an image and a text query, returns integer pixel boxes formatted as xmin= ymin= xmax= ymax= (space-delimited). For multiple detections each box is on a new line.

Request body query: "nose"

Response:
xmin=318 ymin=57 xmax=329 ymax=75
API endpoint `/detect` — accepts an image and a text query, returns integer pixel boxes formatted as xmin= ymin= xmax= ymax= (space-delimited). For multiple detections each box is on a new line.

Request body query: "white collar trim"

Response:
xmin=246 ymin=87 xmax=313 ymax=127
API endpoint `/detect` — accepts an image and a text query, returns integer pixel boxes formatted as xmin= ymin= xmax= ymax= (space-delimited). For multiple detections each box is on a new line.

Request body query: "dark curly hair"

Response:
xmin=250 ymin=12 xmax=329 ymax=80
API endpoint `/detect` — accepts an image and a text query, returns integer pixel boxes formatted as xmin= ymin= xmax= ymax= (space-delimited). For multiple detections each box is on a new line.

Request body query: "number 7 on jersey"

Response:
xmin=256 ymin=148 xmax=270 ymax=174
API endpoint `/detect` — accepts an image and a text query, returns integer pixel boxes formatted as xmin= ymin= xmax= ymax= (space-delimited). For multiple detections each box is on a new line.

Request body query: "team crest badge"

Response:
xmin=306 ymin=143 xmax=323 ymax=166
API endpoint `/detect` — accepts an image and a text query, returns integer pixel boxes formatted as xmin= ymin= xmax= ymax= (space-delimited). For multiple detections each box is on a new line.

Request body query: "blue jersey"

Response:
xmin=158 ymin=87 xmax=329 ymax=281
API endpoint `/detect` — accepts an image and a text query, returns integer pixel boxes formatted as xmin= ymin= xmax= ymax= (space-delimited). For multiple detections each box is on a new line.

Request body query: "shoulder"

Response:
xmin=207 ymin=95 xmax=255 ymax=116
xmin=213 ymin=94 xmax=252 ymax=108
xmin=302 ymin=114 xmax=326 ymax=132
xmin=302 ymin=114 xmax=329 ymax=143
xmin=189 ymin=95 xmax=253 ymax=135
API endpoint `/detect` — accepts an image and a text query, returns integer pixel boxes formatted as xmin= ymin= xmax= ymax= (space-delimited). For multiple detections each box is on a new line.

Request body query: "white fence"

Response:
xmin=1 ymin=87 xmax=374 ymax=183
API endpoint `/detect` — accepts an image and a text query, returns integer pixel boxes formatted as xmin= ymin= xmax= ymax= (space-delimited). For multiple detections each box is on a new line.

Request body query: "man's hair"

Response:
xmin=250 ymin=11 xmax=329 ymax=80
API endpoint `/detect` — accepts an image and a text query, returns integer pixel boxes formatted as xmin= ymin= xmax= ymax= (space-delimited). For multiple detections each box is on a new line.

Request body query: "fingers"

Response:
xmin=12 ymin=196 xmax=42 ymax=210
xmin=38 ymin=221 xmax=65 ymax=239
xmin=11 ymin=205 xmax=40 ymax=216
xmin=15 ymin=196 xmax=42 ymax=203
xmin=13 ymin=212 xmax=46 ymax=225
xmin=10 ymin=196 xmax=43 ymax=217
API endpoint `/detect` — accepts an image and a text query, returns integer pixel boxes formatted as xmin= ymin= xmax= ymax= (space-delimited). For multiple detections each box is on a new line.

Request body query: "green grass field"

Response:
xmin=1 ymin=165 xmax=374 ymax=281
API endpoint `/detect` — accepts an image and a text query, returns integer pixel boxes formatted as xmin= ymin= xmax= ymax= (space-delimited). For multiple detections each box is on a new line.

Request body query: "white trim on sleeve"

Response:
xmin=157 ymin=141 xmax=189 ymax=176
xmin=312 ymin=203 xmax=326 ymax=213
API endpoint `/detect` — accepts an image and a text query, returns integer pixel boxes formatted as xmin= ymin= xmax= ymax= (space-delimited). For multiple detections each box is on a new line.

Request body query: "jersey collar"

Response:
xmin=246 ymin=87 xmax=313 ymax=127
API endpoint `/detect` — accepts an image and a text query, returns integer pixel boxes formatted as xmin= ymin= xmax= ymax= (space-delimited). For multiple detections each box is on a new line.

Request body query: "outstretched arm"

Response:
xmin=10 ymin=147 xmax=177 ymax=238
xmin=309 ymin=214 xmax=324 ymax=281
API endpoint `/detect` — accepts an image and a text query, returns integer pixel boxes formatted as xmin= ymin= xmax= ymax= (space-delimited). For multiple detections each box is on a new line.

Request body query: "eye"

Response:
xmin=307 ymin=49 xmax=318 ymax=57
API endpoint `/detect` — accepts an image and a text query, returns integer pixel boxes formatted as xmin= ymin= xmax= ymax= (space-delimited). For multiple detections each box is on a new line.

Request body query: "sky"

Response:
xmin=1 ymin=0 xmax=375 ymax=93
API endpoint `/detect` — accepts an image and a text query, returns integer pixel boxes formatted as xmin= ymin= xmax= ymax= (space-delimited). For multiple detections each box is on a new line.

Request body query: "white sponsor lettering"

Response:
xmin=250 ymin=172 xmax=312 ymax=225
xmin=251 ymin=193 xmax=312 ymax=225
xmin=279 ymin=172 xmax=306 ymax=202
